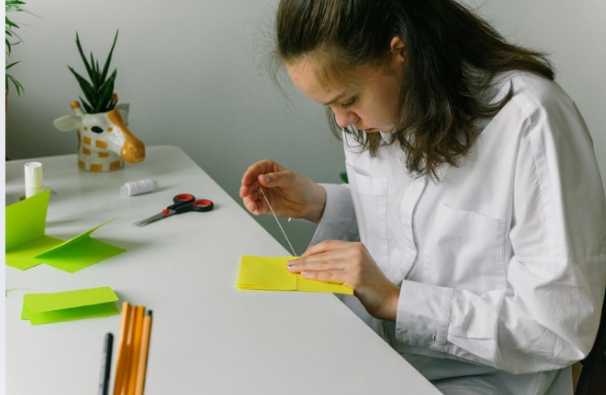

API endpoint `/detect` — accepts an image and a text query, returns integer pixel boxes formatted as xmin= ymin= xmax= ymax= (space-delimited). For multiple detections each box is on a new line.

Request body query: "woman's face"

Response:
xmin=286 ymin=37 xmax=407 ymax=134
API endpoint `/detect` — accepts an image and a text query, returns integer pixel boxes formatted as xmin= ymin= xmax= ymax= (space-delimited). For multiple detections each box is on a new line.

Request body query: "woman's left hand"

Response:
xmin=287 ymin=240 xmax=400 ymax=321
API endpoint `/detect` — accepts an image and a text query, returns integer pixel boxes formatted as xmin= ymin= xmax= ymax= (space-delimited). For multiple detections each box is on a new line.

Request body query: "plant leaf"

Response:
xmin=6 ymin=60 xmax=21 ymax=69
xmin=75 ymin=32 xmax=94 ymax=85
xmin=96 ymin=69 xmax=116 ymax=112
xmin=6 ymin=73 xmax=24 ymax=96
xmin=100 ymin=30 xmax=119 ymax=84
xmin=6 ymin=0 xmax=26 ymax=8
xmin=6 ymin=19 xmax=19 ymax=29
xmin=69 ymin=66 xmax=98 ymax=108
xmin=79 ymin=96 xmax=93 ymax=113
xmin=95 ymin=59 xmax=101 ymax=89
xmin=89 ymin=52 xmax=100 ymax=88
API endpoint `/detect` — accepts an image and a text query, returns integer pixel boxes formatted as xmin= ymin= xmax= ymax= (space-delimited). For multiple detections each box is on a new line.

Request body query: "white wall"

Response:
xmin=5 ymin=0 xmax=342 ymax=254
xmin=462 ymin=0 xmax=606 ymax=183
xmin=5 ymin=0 xmax=606 ymax=253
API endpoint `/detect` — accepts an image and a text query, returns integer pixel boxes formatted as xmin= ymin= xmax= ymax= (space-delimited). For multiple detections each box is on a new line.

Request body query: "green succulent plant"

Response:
xmin=5 ymin=0 xmax=26 ymax=96
xmin=68 ymin=30 xmax=119 ymax=113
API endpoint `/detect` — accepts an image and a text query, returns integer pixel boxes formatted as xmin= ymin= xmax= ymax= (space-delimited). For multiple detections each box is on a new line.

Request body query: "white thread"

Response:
xmin=260 ymin=188 xmax=297 ymax=257
xmin=120 ymin=179 xmax=157 ymax=196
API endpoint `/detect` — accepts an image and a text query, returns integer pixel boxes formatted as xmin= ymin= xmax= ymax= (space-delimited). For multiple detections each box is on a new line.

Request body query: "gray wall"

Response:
xmin=5 ymin=0 xmax=606 ymax=254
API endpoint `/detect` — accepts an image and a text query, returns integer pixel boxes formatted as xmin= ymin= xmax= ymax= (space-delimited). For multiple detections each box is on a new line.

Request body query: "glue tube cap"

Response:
xmin=120 ymin=179 xmax=158 ymax=196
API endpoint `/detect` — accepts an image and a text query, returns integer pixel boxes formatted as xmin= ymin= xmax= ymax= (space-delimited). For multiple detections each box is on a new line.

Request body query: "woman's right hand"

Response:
xmin=239 ymin=159 xmax=327 ymax=223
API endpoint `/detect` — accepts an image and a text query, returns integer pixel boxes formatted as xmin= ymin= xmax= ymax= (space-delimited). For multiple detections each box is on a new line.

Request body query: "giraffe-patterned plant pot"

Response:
xmin=53 ymin=101 xmax=145 ymax=172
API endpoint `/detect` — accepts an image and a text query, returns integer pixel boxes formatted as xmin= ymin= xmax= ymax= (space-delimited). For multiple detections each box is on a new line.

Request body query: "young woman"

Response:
xmin=240 ymin=1 xmax=606 ymax=394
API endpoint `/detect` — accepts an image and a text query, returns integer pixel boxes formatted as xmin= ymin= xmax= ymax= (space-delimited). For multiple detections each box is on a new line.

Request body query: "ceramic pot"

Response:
xmin=53 ymin=100 xmax=145 ymax=172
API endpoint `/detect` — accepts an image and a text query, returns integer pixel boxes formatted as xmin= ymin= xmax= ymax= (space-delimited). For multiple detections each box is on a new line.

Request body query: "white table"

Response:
xmin=5 ymin=145 xmax=441 ymax=395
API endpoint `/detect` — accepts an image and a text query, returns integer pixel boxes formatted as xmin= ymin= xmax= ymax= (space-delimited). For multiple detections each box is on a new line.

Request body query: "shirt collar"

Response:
xmin=379 ymin=131 xmax=393 ymax=143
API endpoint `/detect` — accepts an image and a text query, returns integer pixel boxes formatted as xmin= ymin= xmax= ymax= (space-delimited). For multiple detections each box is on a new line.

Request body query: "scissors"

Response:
xmin=133 ymin=193 xmax=214 ymax=226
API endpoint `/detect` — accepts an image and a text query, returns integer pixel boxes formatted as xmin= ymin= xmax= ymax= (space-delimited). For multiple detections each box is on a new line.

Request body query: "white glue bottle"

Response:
xmin=24 ymin=162 xmax=44 ymax=198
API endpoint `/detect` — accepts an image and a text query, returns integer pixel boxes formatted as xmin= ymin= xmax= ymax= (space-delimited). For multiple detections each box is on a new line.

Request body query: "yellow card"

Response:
xmin=237 ymin=255 xmax=353 ymax=295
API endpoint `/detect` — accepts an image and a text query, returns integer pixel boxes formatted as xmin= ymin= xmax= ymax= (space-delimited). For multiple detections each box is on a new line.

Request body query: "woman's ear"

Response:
xmin=390 ymin=36 xmax=407 ymax=65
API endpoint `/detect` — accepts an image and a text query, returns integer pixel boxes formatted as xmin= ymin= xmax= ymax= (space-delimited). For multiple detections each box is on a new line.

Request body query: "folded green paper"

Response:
xmin=5 ymin=191 xmax=125 ymax=272
xmin=237 ymin=255 xmax=353 ymax=295
xmin=35 ymin=220 xmax=125 ymax=273
xmin=5 ymin=190 xmax=63 ymax=270
xmin=21 ymin=286 xmax=120 ymax=325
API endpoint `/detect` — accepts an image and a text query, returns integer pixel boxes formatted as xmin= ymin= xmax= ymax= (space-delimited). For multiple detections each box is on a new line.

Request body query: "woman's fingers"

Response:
xmin=240 ymin=160 xmax=283 ymax=193
xmin=301 ymin=239 xmax=344 ymax=257
xmin=287 ymin=241 xmax=358 ymax=284
xmin=240 ymin=160 xmax=284 ymax=214
xmin=290 ymin=240 xmax=400 ymax=320
xmin=303 ymin=241 xmax=400 ymax=321
xmin=239 ymin=159 xmax=326 ymax=220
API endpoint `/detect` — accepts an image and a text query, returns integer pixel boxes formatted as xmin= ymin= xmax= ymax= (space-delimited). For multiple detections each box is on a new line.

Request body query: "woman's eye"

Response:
xmin=341 ymin=97 xmax=357 ymax=109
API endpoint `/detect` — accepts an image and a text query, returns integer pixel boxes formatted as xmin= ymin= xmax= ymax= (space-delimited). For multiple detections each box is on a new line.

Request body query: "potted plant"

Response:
xmin=53 ymin=31 xmax=145 ymax=172
xmin=69 ymin=30 xmax=119 ymax=114
xmin=5 ymin=0 xmax=26 ymax=97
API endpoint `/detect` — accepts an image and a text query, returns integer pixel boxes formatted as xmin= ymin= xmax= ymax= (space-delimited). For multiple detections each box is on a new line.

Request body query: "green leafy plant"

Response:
xmin=68 ymin=30 xmax=119 ymax=113
xmin=5 ymin=0 xmax=26 ymax=96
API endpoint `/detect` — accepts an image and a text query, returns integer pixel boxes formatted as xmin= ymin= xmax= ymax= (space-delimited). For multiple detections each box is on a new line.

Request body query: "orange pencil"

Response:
xmin=118 ymin=305 xmax=138 ymax=395
xmin=126 ymin=306 xmax=145 ymax=395
xmin=112 ymin=302 xmax=132 ymax=395
xmin=134 ymin=310 xmax=153 ymax=395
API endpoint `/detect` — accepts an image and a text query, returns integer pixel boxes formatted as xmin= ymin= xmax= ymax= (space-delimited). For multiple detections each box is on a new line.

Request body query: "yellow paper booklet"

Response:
xmin=237 ymin=255 xmax=353 ymax=295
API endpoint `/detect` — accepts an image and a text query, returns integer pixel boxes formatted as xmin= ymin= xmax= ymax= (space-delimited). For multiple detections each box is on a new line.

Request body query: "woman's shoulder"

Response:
xmin=487 ymin=71 xmax=593 ymax=151
xmin=495 ymin=71 xmax=575 ymax=116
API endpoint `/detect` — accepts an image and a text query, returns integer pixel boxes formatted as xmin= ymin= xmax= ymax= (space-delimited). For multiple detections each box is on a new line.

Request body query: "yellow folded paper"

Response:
xmin=237 ymin=255 xmax=353 ymax=295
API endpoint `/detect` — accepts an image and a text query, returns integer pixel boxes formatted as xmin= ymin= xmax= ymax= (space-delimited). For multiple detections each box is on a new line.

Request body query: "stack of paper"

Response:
xmin=237 ymin=255 xmax=353 ymax=295
xmin=5 ymin=190 xmax=125 ymax=272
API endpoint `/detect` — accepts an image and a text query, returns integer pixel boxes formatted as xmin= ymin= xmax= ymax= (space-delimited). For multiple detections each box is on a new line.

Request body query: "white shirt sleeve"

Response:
xmin=309 ymin=183 xmax=359 ymax=246
xmin=394 ymin=84 xmax=606 ymax=374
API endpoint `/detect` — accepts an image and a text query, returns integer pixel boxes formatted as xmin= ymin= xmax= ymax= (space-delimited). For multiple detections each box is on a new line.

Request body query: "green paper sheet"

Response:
xmin=5 ymin=190 xmax=64 ymax=270
xmin=237 ymin=255 xmax=353 ymax=295
xmin=5 ymin=191 xmax=125 ymax=272
xmin=35 ymin=219 xmax=125 ymax=273
xmin=21 ymin=286 xmax=120 ymax=325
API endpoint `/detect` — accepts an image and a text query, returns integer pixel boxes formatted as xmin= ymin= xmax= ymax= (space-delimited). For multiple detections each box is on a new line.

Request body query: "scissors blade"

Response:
xmin=133 ymin=212 xmax=167 ymax=226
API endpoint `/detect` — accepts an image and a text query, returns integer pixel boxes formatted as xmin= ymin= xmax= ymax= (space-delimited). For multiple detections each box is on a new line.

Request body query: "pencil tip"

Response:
xmin=147 ymin=310 xmax=153 ymax=316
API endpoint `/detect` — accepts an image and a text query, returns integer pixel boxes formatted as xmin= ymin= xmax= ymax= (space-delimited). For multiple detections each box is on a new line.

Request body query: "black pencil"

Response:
xmin=99 ymin=332 xmax=114 ymax=395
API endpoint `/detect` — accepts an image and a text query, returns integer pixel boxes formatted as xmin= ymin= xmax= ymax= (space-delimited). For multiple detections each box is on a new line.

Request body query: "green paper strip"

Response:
xmin=25 ymin=302 xmax=119 ymax=325
xmin=22 ymin=286 xmax=120 ymax=325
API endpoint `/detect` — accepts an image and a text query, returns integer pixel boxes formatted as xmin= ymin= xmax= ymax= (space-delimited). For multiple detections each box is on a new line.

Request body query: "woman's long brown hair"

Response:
xmin=273 ymin=0 xmax=554 ymax=178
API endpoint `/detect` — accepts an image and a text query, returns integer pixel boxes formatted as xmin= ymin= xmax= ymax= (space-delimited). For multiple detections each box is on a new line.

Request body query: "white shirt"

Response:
xmin=310 ymin=72 xmax=606 ymax=395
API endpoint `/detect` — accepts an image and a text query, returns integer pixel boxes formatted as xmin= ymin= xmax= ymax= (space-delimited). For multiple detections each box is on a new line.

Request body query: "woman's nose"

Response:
xmin=333 ymin=108 xmax=360 ymax=128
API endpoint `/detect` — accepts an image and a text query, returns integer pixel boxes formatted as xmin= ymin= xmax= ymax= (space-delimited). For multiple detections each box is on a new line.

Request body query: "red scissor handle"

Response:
xmin=192 ymin=199 xmax=213 ymax=211
xmin=174 ymin=199 xmax=214 ymax=213
xmin=167 ymin=193 xmax=195 ymax=210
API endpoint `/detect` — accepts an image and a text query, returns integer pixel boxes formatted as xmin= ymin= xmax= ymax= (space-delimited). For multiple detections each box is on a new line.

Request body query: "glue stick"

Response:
xmin=24 ymin=162 xmax=44 ymax=198
xmin=120 ymin=179 xmax=157 ymax=196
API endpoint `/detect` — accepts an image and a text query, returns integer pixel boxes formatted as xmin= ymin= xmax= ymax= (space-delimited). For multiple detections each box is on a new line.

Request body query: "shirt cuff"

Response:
xmin=309 ymin=183 xmax=359 ymax=246
xmin=396 ymin=280 xmax=453 ymax=351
